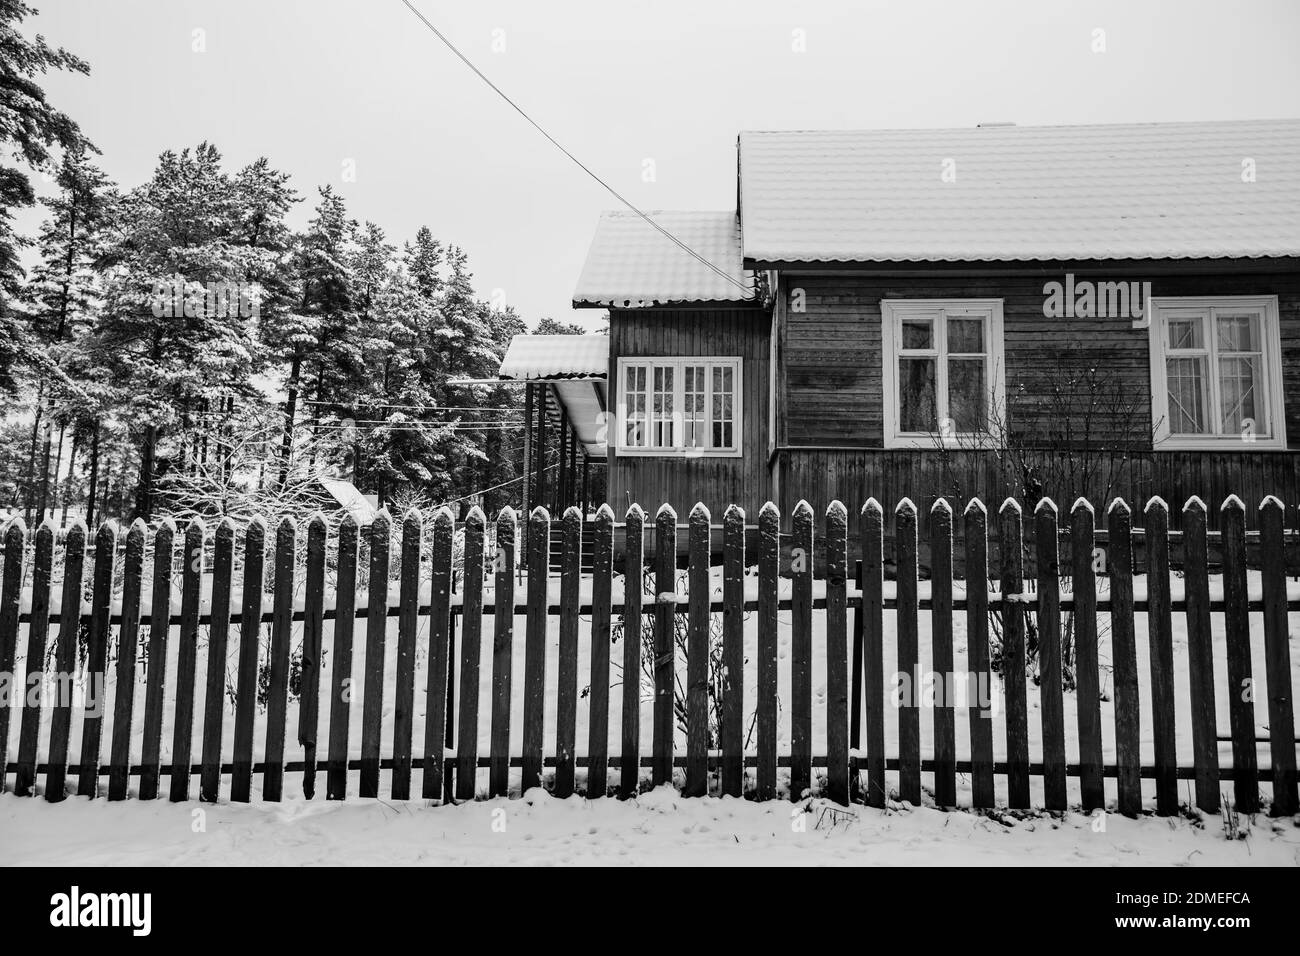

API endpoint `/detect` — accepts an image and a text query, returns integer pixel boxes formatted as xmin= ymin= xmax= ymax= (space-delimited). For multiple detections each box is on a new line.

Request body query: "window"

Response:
xmin=881 ymin=299 xmax=1006 ymax=449
xmin=1149 ymin=296 xmax=1285 ymax=450
xmin=616 ymin=357 xmax=741 ymax=456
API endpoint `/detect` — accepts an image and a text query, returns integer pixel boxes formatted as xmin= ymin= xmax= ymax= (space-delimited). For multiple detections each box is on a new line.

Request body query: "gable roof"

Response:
xmin=498 ymin=333 xmax=608 ymax=381
xmin=572 ymin=210 xmax=756 ymax=308
xmin=738 ymin=119 xmax=1300 ymax=264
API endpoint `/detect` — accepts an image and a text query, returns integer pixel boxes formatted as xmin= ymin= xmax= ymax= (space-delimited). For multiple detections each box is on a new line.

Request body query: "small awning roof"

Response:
xmin=498 ymin=333 xmax=608 ymax=381
xmin=496 ymin=333 xmax=609 ymax=458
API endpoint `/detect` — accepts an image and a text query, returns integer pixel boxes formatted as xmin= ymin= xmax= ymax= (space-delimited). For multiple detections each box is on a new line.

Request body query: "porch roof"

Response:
xmin=498 ymin=333 xmax=608 ymax=382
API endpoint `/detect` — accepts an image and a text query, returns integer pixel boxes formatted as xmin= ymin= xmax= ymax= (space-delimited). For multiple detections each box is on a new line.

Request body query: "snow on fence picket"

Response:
xmin=0 ymin=495 xmax=1297 ymax=816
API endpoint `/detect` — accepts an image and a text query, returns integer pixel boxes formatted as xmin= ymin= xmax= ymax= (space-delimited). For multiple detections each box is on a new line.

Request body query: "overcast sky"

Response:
xmin=17 ymin=0 xmax=1300 ymax=328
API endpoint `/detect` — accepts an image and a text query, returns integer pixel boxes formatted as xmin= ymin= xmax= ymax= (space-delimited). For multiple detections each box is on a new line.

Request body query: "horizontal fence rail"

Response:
xmin=0 ymin=495 xmax=1296 ymax=818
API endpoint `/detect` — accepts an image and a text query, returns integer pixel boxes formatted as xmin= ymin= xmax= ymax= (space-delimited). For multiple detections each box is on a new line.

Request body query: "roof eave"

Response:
xmin=747 ymin=255 xmax=1300 ymax=275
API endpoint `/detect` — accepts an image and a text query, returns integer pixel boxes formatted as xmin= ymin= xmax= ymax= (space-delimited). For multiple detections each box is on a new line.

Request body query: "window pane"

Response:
xmin=900 ymin=319 xmax=933 ymax=350
xmin=1168 ymin=318 xmax=1204 ymax=350
xmin=652 ymin=365 xmax=674 ymax=447
xmin=1217 ymin=313 xmax=1259 ymax=352
xmin=947 ymin=317 xmax=984 ymax=354
xmin=1218 ymin=354 xmax=1261 ymax=435
xmin=948 ymin=358 xmax=986 ymax=431
xmin=624 ymin=366 xmax=646 ymax=446
xmin=899 ymin=357 xmax=936 ymax=431
xmin=1166 ymin=356 xmax=1207 ymax=433
xmin=683 ymin=365 xmax=705 ymax=447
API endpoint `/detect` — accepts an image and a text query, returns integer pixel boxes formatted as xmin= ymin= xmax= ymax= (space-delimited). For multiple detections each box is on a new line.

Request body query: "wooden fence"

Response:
xmin=0 ymin=494 xmax=1296 ymax=815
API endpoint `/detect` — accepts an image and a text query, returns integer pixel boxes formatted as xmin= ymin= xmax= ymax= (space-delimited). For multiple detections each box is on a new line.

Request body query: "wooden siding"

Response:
xmin=607 ymin=307 xmax=773 ymax=521
xmin=781 ymin=269 xmax=1300 ymax=448
xmin=776 ymin=448 xmax=1300 ymax=549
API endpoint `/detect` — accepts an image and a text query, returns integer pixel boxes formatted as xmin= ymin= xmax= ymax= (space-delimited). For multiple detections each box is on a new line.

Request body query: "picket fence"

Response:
xmin=0 ymin=494 xmax=1297 ymax=816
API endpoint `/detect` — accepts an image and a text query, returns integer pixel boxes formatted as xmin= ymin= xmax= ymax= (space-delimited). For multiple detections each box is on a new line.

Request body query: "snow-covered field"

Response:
xmin=4 ymin=785 xmax=1298 ymax=866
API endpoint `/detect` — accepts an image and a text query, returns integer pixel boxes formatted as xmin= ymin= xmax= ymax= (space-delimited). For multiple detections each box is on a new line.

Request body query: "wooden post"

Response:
xmin=77 ymin=522 xmax=117 ymax=798
xmin=535 ymin=388 xmax=547 ymax=514
xmin=201 ymin=518 xmax=236 ymax=803
xmin=581 ymin=453 xmax=590 ymax=517
xmin=999 ymin=498 xmax=1029 ymax=810
xmin=327 ymin=516 xmax=358 ymax=800
xmin=1071 ymin=498 xmax=1105 ymax=814
xmin=791 ymin=500 xmax=814 ymax=801
xmin=558 ymin=406 xmax=568 ymax=513
xmin=138 ymin=519 xmax=174 ymax=801
xmin=1183 ymin=496 xmax=1219 ymax=813
xmin=861 ymin=500 xmax=886 ymax=808
xmin=929 ymin=498 xmax=955 ymax=809
xmin=721 ymin=504 xmax=745 ymax=798
xmin=108 ymin=519 xmax=146 ymax=801
xmin=825 ymin=500 xmax=849 ymax=806
xmin=555 ymin=507 xmax=582 ymax=797
xmin=1220 ymin=495 xmax=1258 ymax=813
xmin=620 ymin=505 xmax=645 ymax=798
xmin=263 ymin=517 xmax=295 ymax=801
xmin=685 ymin=503 xmax=710 ymax=797
xmin=15 ymin=520 xmax=52 ymax=797
xmin=896 ymin=498 xmax=921 ymax=805
xmin=1260 ymin=496 xmax=1298 ymax=816
xmin=455 ymin=508 xmax=486 ymax=802
xmin=300 ymin=514 xmax=328 ymax=799
xmin=489 ymin=508 xmax=517 ymax=798
xmin=46 ymin=520 xmax=86 ymax=803
xmin=521 ymin=384 xmax=533 ymax=517
xmin=652 ymin=504 xmax=676 ymax=788
xmin=0 ymin=519 xmax=25 ymax=792
xmin=360 ymin=509 xmax=391 ymax=798
xmin=169 ymin=519 xmax=203 ymax=803
xmin=587 ymin=504 xmax=615 ymax=797
xmin=964 ymin=499 xmax=994 ymax=809
xmin=422 ymin=509 xmax=455 ymax=800
xmin=521 ymin=507 xmax=550 ymax=794
xmin=1034 ymin=498 xmax=1066 ymax=812
xmin=391 ymin=511 xmax=422 ymax=800
xmin=1108 ymin=498 xmax=1141 ymax=817
xmin=756 ymin=502 xmax=780 ymax=801
xmin=1144 ymin=497 xmax=1178 ymax=816
xmin=231 ymin=518 xmax=265 ymax=803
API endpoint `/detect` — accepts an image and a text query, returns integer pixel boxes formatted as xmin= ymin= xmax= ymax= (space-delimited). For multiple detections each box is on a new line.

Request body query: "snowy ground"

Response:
xmin=4 ymin=785 xmax=1299 ymax=866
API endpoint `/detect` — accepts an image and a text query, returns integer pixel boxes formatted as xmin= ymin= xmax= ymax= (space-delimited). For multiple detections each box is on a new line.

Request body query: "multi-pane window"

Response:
xmin=617 ymin=358 xmax=742 ymax=455
xmin=881 ymin=300 xmax=1005 ymax=448
xmin=1150 ymin=297 xmax=1284 ymax=449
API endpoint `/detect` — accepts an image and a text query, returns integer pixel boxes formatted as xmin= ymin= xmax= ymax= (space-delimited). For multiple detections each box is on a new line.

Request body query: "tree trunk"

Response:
xmin=59 ymin=433 xmax=80 ymax=528
xmin=278 ymin=353 xmax=302 ymax=488
xmin=85 ymin=421 xmax=100 ymax=527
xmin=47 ymin=422 xmax=66 ymax=520
xmin=134 ymin=424 xmax=157 ymax=521
xmin=20 ymin=382 xmax=44 ymax=520
xmin=35 ymin=418 xmax=54 ymax=521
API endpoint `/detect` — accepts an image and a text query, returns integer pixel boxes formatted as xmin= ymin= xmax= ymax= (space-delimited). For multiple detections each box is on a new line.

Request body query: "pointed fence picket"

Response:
xmin=1 ymin=493 xmax=1296 ymax=819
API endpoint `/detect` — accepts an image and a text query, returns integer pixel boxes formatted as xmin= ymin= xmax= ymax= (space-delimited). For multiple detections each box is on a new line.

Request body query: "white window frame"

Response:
xmin=881 ymin=299 xmax=1006 ymax=450
xmin=1148 ymin=295 xmax=1286 ymax=451
xmin=615 ymin=356 xmax=743 ymax=457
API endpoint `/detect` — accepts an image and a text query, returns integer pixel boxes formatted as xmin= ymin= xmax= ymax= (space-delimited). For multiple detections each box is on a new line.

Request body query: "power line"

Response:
xmin=396 ymin=0 xmax=753 ymax=299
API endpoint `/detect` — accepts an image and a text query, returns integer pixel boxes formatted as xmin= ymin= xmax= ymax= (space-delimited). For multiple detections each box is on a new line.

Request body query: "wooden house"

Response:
xmin=507 ymin=119 xmax=1300 ymax=545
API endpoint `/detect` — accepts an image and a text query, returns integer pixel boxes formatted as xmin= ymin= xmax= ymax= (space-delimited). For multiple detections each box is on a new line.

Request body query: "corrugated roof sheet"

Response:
xmin=739 ymin=119 xmax=1300 ymax=263
xmin=572 ymin=210 xmax=755 ymax=307
xmin=498 ymin=333 xmax=608 ymax=381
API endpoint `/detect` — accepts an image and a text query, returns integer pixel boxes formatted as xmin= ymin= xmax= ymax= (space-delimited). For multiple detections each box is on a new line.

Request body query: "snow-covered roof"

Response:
xmin=738 ymin=119 xmax=1300 ymax=264
xmin=498 ymin=333 xmax=608 ymax=381
xmin=572 ymin=210 xmax=756 ymax=308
